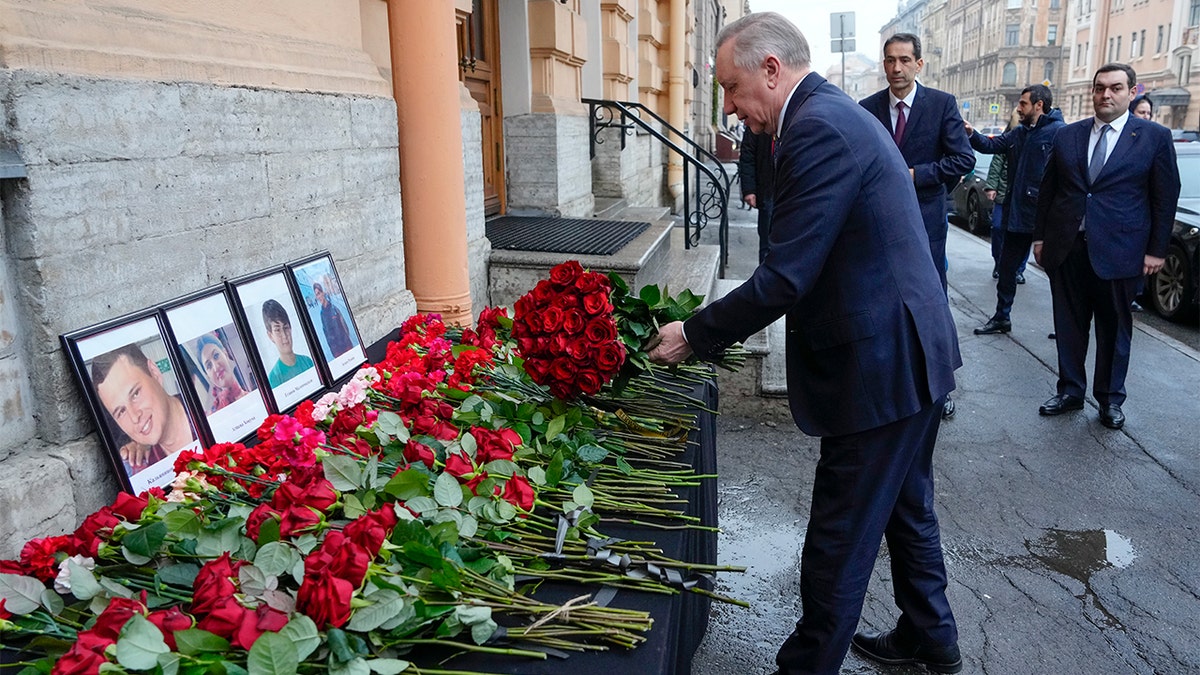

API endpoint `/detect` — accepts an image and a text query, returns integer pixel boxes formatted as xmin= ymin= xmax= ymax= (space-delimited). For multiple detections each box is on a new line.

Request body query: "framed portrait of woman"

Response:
xmin=287 ymin=252 xmax=367 ymax=383
xmin=162 ymin=287 xmax=271 ymax=445
xmin=61 ymin=310 xmax=204 ymax=494
xmin=229 ymin=267 xmax=326 ymax=412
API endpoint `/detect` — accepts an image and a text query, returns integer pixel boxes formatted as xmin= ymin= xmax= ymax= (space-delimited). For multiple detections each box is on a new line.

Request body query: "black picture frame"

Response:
xmin=160 ymin=286 xmax=272 ymax=445
xmin=287 ymin=252 xmax=367 ymax=383
xmin=228 ymin=266 xmax=326 ymax=412
xmin=60 ymin=310 xmax=204 ymax=494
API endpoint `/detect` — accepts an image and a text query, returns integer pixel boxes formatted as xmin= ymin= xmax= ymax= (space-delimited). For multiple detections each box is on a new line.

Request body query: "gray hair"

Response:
xmin=716 ymin=12 xmax=811 ymax=72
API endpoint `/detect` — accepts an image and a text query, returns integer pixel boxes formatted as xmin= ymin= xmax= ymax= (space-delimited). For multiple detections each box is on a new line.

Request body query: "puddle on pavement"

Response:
xmin=1024 ymin=528 xmax=1136 ymax=628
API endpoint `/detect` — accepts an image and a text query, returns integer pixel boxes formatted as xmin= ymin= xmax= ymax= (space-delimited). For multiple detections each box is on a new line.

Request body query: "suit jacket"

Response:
xmin=1034 ymin=116 xmax=1180 ymax=279
xmin=684 ymin=74 xmax=961 ymax=437
xmin=971 ymin=109 xmax=1065 ymax=233
xmin=738 ymin=130 xmax=775 ymax=202
xmin=860 ymin=84 xmax=975 ymax=243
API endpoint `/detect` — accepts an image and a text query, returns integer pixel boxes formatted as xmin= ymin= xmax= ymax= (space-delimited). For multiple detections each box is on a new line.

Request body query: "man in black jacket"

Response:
xmin=966 ymin=84 xmax=1065 ymax=336
xmin=738 ymin=129 xmax=776 ymax=262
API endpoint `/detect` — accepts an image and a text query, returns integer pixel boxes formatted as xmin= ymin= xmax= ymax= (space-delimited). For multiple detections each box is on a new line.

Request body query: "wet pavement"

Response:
xmin=690 ymin=186 xmax=1200 ymax=674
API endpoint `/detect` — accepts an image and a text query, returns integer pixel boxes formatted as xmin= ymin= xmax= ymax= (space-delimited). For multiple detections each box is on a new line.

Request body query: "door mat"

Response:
xmin=486 ymin=216 xmax=650 ymax=256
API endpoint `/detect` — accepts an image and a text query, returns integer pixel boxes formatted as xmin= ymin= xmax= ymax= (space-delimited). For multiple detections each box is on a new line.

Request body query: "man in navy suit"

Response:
xmin=1033 ymin=63 xmax=1179 ymax=430
xmin=860 ymin=33 xmax=974 ymax=421
xmin=649 ymin=13 xmax=962 ymax=674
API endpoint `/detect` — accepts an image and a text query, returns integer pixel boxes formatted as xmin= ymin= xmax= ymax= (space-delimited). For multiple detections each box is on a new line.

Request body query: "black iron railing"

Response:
xmin=583 ymin=98 xmax=730 ymax=277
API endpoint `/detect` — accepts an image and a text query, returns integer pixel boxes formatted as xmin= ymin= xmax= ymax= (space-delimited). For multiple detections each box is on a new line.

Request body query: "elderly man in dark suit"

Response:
xmin=860 ymin=32 xmax=974 ymax=420
xmin=1034 ymin=63 xmax=1179 ymax=430
xmin=649 ymin=13 xmax=962 ymax=675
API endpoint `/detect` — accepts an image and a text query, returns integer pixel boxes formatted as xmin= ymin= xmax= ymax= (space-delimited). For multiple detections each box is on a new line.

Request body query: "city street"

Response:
xmin=691 ymin=191 xmax=1200 ymax=674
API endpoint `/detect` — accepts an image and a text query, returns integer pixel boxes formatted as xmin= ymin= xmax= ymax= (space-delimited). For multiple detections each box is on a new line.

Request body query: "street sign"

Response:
xmin=962 ymin=101 xmax=970 ymax=110
xmin=832 ymin=38 xmax=856 ymax=53
xmin=831 ymin=12 xmax=855 ymax=54
xmin=989 ymin=103 xmax=1001 ymax=114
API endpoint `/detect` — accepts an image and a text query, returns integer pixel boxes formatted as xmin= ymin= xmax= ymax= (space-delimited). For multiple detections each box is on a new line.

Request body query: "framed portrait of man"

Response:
xmin=61 ymin=311 xmax=204 ymax=494
xmin=162 ymin=287 xmax=271 ymax=445
xmin=288 ymin=252 xmax=366 ymax=383
xmin=229 ymin=268 xmax=325 ymax=412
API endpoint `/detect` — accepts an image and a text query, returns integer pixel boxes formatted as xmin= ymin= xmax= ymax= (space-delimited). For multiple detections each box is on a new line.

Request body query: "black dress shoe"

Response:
xmin=1100 ymin=404 xmax=1125 ymax=429
xmin=851 ymin=629 xmax=962 ymax=674
xmin=1039 ymin=394 xmax=1085 ymax=416
xmin=973 ymin=317 xmax=1011 ymax=335
xmin=942 ymin=395 xmax=955 ymax=420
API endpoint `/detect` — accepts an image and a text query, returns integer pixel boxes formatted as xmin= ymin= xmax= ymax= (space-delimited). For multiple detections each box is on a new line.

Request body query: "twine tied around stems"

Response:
xmin=526 ymin=594 xmax=597 ymax=631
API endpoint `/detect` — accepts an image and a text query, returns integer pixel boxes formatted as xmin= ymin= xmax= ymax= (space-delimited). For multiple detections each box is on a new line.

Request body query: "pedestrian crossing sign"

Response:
xmin=989 ymin=103 xmax=1000 ymax=114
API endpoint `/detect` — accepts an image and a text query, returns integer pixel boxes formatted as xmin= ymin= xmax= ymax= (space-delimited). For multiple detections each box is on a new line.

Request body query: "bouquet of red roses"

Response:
xmin=511 ymin=260 xmax=626 ymax=399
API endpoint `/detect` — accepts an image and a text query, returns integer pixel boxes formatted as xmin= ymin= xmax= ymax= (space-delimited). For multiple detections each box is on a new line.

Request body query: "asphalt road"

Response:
xmin=690 ymin=190 xmax=1200 ymax=674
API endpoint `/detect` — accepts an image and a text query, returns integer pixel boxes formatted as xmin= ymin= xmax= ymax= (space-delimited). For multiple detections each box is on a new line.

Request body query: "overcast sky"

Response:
xmin=747 ymin=0 xmax=903 ymax=74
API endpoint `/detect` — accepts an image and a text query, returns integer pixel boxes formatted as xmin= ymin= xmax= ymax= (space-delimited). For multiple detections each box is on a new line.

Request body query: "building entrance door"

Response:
xmin=457 ymin=0 xmax=505 ymax=215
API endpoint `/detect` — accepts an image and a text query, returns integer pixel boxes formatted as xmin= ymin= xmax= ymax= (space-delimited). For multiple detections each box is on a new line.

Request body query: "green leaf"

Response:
xmin=459 ymin=432 xmax=478 ymax=456
xmin=615 ymin=456 xmax=634 ymax=475
xmin=238 ymin=565 xmax=275 ymax=597
xmin=527 ymin=466 xmax=547 ymax=486
xmin=572 ymin=484 xmax=595 ymax=509
xmin=343 ymin=492 xmax=367 ymax=520
xmin=546 ymin=415 xmax=566 ymax=439
xmin=195 ymin=515 xmax=246 ymax=557
xmin=116 ymin=615 xmax=170 ymax=669
xmin=546 ymin=451 xmax=565 ymax=486
xmin=329 ymin=658 xmax=370 ymax=675
xmin=346 ymin=589 xmax=405 ymax=632
xmin=123 ymin=521 xmax=168 ymax=558
xmin=326 ymin=628 xmax=358 ymax=663
xmin=364 ymin=454 xmax=381 ymax=491
xmin=0 ymin=573 xmax=45 ymax=615
xmin=158 ymin=651 xmax=182 ymax=675
xmin=576 ymin=444 xmax=609 ymax=464
xmin=608 ymin=271 xmax=630 ymax=293
xmin=405 ymin=496 xmax=438 ymax=514
xmin=279 ymin=615 xmax=320 ymax=661
xmin=481 ymin=459 xmax=517 ymax=477
xmin=254 ymin=542 xmax=297 ymax=578
xmin=63 ymin=559 xmax=102 ymax=601
xmin=365 ymin=659 xmax=411 ymax=675
xmin=248 ymin=631 xmax=299 ymax=675
xmin=156 ymin=562 xmax=200 ymax=589
xmin=471 ymin=617 xmax=499 ymax=645
xmin=496 ymin=500 xmax=518 ymax=521
xmin=433 ymin=472 xmax=464 ymax=508
xmin=384 ymin=468 xmax=430 ymax=500
xmin=323 ymin=455 xmax=364 ymax=491
xmin=458 ymin=514 xmax=479 ymax=538
xmin=40 ymin=587 xmax=64 ymax=614
xmin=174 ymin=628 xmax=230 ymax=656
xmin=639 ymin=284 xmax=662 ymax=305
xmin=163 ymin=509 xmax=203 ymax=538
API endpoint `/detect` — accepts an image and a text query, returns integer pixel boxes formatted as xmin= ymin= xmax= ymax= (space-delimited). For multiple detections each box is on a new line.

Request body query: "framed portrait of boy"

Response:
xmin=229 ymin=267 xmax=325 ymax=412
xmin=162 ymin=287 xmax=271 ymax=445
xmin=288 ymin=252 xmax=366 ymax=382
xmin=61 ymin=311 xmax=204 ymax=494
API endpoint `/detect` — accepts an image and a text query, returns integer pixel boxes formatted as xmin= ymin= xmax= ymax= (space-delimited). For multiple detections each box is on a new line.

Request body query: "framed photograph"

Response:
xmin=229 ymin=268 xmax=325 ymax=411
xmin=288 ymin=252 xmax=367 ymax=382
xmin=61 ymin=311 xmax=203 ymax=494
xmin=162 ymin=287 xmax=271 ymax=445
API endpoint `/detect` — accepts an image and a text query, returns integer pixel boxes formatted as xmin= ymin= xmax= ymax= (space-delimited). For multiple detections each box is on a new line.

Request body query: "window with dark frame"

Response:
xmin=1006 ymin=23 xmax=1020 ymax=46
xmin=1048 ymin=24 xmax=1058 ymax=45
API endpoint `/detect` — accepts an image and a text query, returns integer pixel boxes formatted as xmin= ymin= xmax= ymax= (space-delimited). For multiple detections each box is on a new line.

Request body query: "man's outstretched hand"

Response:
xmin=647 ymin=321 xmax=693 ymax=365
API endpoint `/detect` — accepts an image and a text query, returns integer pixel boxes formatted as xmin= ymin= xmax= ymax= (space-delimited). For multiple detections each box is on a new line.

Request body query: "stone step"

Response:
xmin=709 ymin=277 xmax=788 ymax=398
xmin=662 ymin=227 xmax=720 ymax=305
xmin=592 ymin=197 xmax=628 ymax=220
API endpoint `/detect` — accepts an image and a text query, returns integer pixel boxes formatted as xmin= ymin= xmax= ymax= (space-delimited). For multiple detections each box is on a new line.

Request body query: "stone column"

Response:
xmin=386 ymin=0 xmax=474 ymax=326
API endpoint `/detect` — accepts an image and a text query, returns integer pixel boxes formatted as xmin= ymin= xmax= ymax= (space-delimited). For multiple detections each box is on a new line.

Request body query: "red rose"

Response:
xmin=584 ymin=317 xmax=618 ymax=343
xmin=196 ymin=595 xmax=248 ymax=640
xmin=110 ymin=493 xmax=149 ymax=522
xmin=540 ymin=306 xmax=564 ymax=332
xmin=565 ymin=337 xmax=590 ymax=361
xmin=525 ymin=357 xmax=551 ymax=381
xmin=52 ymin=631 xmax=113 ymax=675
xmin=576 ymin=369 xmax=604 ymax=395
xmin=0 ymin=598 xmax=9 ymax=621
xmin=91 ymin=596 xmax=146 ymax=642
xmin=582 ymin=291 xmax=612 ymax=316
xmin=502 ymin=475 xmax=535 ymax=512
xmin=531 ymin=279 xmax=556 ymax=304
xmin=402 ymin=440 xmax=435 ymax=469
xmin=444 ymin=452 xmax=475 ymax=478
xmin=562 ymin=309 xmax=586 ymax=334
xmin=245 ymin=504 xmax=281 ymax=542
xmin=343 ymin=507 xmax=398 ymax=555
xmin=549 ymin=358 xmax=576 ymax=382
xmin=74 ymin=507 xmax=119 ymax=556
xmin=271 ymin=478 xmax=338 ymax=512
xmin=147 ymin=607 xmax=193 ymax=650
xmin=474 ymin=427 xmax=520 ymax=463
xmin=296 ymin=569 xmax=354 ymax=628
xmin=552 ymin=293 xmax=581 ymax=311
xmin=595 ymin=343 xmax=625 ymax=372
xmin=233 ymin=603 xmax=289 ymax=651
xmin=465 ymin=471 xmax=491 ymax=496
xmin=575 ymin=272 xmax=604 ymax=293
xmin=549 ymin=260 xmax=584 ymax=287
xmin=278 ymin=505 xmax=322 ymax=538
xmin=191 ymin=553 xmax=242 ymax=617
xmin=20 ymin=535 xmax=73 ymax=582
xmin=329 ymin=541 xmax=371 ymax=587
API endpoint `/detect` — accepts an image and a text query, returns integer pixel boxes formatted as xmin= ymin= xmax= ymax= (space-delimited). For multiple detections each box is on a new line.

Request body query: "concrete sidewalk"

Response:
xmin=692 ymin=223 xmax=1200 ymax=674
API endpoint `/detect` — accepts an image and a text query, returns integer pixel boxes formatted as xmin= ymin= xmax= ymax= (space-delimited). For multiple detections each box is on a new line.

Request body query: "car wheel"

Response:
xmin=966 ymin=192 xmax=983 ymax=235
xmin=1148 ymin=243 xmax=1194 ymax=321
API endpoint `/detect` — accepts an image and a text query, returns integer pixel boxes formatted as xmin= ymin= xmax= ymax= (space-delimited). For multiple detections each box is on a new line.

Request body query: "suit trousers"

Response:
xmin=775 ymin=397 xmax=957 ymax=675
xmin=1048 ymin=234 xmax=1139 ymax=406
xmin=758 ymin=199 xmax=775 ymax=264
xmin=993 ymin=231 xmax=1034 ymax=321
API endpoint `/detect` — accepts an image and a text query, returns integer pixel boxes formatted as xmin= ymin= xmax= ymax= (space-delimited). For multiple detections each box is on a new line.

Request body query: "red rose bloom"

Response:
xmin=343 ymin=507 xmax=399 ymax=555
xmin=196 ymin=595 xmax=248 ymax=640
xmin=549 ymin=260 xmax=584 ymax=286
xmin=110 ymin=493 xmax=149 ymax=522
xmin=595 ymin=343 xmax=625 ymax=371
xmin=444 ymin=452 xmax=475 ymax=478
xmin=271 ymin=478 xmax=338 ymax=512
xmin=549 ymin=358 xmax=576 ymax=382
xmin=191 ymin=553 xmax=242 ymax=617
xmin=245 ymin=504 xmax=281 ymax=542
xmin=233 ymin=603 xmax=289 ymax=651
xmin=147 ymin=606 xmax=193 ymax=650
xmin=540 ymin=306 xmax=564 ymax=332
xmin=52 ymin=631 xmax=113 ymax=675
xmin=576 ymin=369 xmax=604 ymax=395
xmin=402 ymin=440 xmax=436 ymax=469
xmin=584 ymin=317 xmax=618 ymax=343
xmin=562 ymin=308 xmax=586 ymax=334
xmin=74 ymin=507 xmax=119 ymax=557
xmin=296 ymin=569 xmax=354 ymax=629
xmin=582 ymin=291 xmax=613 ymax=316
xmin=91 ymin=596 xmax=146 ymax=642
xmin=278 ymin=505 xmax=322 ymax=538
xmin=502 ymin=475 xmax=536 ymax=512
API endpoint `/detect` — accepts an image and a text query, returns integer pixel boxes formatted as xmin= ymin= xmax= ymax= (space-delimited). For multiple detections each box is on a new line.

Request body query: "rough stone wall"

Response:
xmin=0 ymin=71 xmax=416 ymax=556
xmin=504 ymin=113 xmax=594 ymax=218
xmin=461 ymin=105 xmax=491 ymax=314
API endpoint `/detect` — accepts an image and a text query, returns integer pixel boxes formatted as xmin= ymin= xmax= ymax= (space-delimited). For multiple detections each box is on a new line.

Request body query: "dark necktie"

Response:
xmin=894 ymin=101 xmax=908 ymax=147
xmin=1088 ymin=124 xmax=1112 ymax=183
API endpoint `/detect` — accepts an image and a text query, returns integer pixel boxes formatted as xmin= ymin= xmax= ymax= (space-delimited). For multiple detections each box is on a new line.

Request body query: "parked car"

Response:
xmin=1143 ymin=142 xmax=1200 ymax=321
xmin=1170 ymin=129 xmax=1199 ymax=143
xmin=975 ymin=126 xmax=1004 ymax=137
xmin=948 ymin=150 xmax=995 ymax=236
